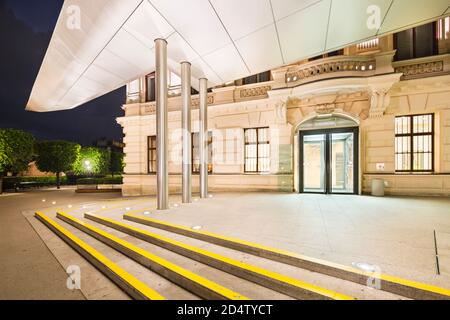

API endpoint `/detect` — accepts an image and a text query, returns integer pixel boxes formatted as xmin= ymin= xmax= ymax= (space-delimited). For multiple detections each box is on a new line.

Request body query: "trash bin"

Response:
xmin=371 ymin=179 xmax=385 ymax=197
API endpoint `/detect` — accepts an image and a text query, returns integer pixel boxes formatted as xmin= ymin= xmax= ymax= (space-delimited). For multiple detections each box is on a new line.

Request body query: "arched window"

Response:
xmin=297 ymin=114 xmax=358 ymax=132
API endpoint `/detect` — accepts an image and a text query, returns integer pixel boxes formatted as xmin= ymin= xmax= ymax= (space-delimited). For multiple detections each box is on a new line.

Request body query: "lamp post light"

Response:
xmin=84 ymin=160 xmax=92 ymax=175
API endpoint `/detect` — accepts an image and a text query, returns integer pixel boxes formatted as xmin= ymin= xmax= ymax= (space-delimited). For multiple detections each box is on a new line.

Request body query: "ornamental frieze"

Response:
xmin=395 ymin=61 xmax=445 ymax=80
xmin=238 ymin=86 xmax=272 ymax=99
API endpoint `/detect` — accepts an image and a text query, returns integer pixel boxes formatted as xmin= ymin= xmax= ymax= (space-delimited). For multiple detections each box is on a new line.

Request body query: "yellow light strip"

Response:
xmin=34 ymin=212 xmax=165 ymax=300
xmin=124 ymin=214 xmax=450 ymax=299
xmin=88 ymin=213 xmax=354 ymax=300
xmin=57 ymin=212 xmax=247 ymax=300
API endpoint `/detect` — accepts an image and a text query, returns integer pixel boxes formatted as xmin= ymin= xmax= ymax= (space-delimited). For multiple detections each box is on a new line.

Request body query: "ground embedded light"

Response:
xmin=192 ymin=225 xmax=202 ymax=230
xmin=352 ymin=262 xmax=377 ymax=273
xmin=143 ymin=211 xmax=151 ymax=215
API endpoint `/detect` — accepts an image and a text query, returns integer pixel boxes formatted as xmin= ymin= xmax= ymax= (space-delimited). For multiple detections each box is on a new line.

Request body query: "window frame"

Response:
xmin=244 ymin=127 xmax=270 ymax=174
xmin=395 ymin=113 xmax=435 ymax=173
xmin=147 ymin=136 xmax=157 ymax=174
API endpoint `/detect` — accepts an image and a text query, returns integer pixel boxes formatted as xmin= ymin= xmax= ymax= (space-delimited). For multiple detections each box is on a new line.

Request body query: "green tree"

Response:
xmin=74 ymin=147 xmax=111 ymax=176
xmin=0 ymin=129 xmax=35 ymax=194
xmin=35 ymin=141 xmax=80 ymax=189
xmin=109 ymin=151 xmax=124 ymax=177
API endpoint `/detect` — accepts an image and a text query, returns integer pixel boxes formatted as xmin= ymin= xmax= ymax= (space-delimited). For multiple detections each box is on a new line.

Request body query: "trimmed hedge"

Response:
xmin=77 ymin=177 xmax=123 ymax=185
xmin=2 ymin=176 xmax=123 ymax=190
xmin=2 ymin=176 xmax=69 ymax=190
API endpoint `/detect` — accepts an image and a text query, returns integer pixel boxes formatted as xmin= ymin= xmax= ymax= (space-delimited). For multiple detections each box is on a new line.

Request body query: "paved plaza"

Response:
xmin=1 ymin=189 xmax=449 ymax=299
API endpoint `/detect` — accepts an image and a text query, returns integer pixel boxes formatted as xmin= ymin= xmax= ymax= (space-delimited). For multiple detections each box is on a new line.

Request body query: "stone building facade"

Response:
xmin=118 ymin=25 xmax=450 ymax=197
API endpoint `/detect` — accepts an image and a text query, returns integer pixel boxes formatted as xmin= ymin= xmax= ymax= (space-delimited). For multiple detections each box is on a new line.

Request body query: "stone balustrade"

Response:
xmin=284 ymin=55 xmax=378 ymax=86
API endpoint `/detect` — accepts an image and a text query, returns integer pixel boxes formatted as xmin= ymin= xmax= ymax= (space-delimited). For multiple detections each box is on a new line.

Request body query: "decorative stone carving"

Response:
xmin=275 ymin=101 xmax=287 ymax=124
xmin=368 ymin=90 xmax=391 ymax=118
xmin=238 ymin=85 xmax=272 ymax=99
xmin=285 ymin=56 xmax=377 ymax=85
xmin=395 ymin=61 xmax=444 ymax=80
xmin=192 ymin=95 xmax=214 ymax=107
xmin=367 ymin=73 xmax=402 ymax=118
xmin=316 ymin=103 xmax=336 ymax=115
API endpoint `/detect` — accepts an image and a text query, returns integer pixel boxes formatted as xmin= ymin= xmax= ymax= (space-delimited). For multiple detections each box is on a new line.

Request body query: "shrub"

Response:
xmin=74 ymin=147 xmax=111 ymax=176
xmin=77 ymin=176 xmax=123 ymax=185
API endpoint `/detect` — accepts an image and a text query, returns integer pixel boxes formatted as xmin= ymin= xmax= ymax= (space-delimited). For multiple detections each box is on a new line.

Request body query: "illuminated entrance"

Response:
xmin=298 ymin=115 xmax=359 ymax=194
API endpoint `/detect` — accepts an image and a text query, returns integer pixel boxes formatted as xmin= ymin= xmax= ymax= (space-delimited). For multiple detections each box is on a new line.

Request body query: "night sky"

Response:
xmin=0 ymin=0 xmax=125 ymax=146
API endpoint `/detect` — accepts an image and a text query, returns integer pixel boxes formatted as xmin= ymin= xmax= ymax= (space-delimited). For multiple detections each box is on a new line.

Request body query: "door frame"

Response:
xmin=299 ymin=127 xmax=359 ymax=195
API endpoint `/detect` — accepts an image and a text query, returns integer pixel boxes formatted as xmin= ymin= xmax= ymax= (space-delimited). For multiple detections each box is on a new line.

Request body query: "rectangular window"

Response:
xmin=192 ymin=132 xmax=213 ymax=174
xmin=394 ymin=23 xmax=437 ymax=61
xmin=244 ymin=128 xmax=270 ymax=173
xmin=242 ymin=71 xmax=271 ymax=85
xmin=395 ymin=114 xmax=434 ymax=172
xmin=148 ymin=136 xmax=157 ymax=173
xmin=146 ymin=73 xmax=156 ymax=102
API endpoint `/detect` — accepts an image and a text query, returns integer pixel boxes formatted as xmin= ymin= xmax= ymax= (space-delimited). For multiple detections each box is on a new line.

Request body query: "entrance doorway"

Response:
xmin=299 ymin=127 xmax=359 ymax=194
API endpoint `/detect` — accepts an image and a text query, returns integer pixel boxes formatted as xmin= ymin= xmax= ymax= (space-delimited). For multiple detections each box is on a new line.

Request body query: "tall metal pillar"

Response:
xmin=199 ymin=78 xmax=208 ymax=198
xmin=181 ymin=62 xmax=192 ymax=203
xmin=155 ymin=38 xmax=168 ymax=210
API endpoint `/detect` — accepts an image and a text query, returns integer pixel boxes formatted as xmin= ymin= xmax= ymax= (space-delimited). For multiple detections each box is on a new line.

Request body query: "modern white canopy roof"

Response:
xmin=27 ymin=0 xmax=450 ymax=112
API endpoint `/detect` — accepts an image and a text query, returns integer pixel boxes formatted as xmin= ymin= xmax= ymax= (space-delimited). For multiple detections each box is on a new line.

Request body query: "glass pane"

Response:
xmin=246 ymin=145 xmax=257 ymax=158
xmin=245 ymin=158 xmax=257 ymax=172
xmin=245 ymin=129 xmax=257 ymax=144
xmin=395 ymin=135 xmax=411 ymax=171
xmin=413 ymin=114 xmax=432 ymax=133
xmin=331 ymin=133 xmax=354 ymax=193
xmin=258 ymin=128 xmax=269 ymax=143
xmin=395 ymin=116 xmax=411 ymax=134
xmin=192 ymin=132 xmax=199 ymax=173
xmin=258 ymin=144 xmax=269 ymax=158
xmin=413 ymin=135 xmax=433 ymax=171
xmin=303 ymin=134 xmax=326 ymax=193
xmin=258 ymin=158 xmax=270 ymax=173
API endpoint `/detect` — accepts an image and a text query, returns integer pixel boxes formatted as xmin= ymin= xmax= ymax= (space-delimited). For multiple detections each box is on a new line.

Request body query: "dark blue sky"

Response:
xmin=0 ymin=0 xmax=125 ymax=146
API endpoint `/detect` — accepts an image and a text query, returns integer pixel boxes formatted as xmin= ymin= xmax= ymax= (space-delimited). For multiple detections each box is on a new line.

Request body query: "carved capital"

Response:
xmin=274 ymin=100 xmax=287 ymax=124
xmin=367 ymin=73 xmax=401 ymax=118
xmin=369 ymin=89 xmax=390 ymax=118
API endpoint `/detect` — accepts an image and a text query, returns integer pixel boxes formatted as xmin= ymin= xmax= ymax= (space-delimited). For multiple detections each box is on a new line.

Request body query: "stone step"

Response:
xmin=124 ymin=213 xmax=450 ymax=300
xmin=56 ymin=211 xmax=248 ymax=300
xmin=34 ymin=212 xmax=165 ymax=300
xmin=84 ymin=212 xmax=354 ymax=300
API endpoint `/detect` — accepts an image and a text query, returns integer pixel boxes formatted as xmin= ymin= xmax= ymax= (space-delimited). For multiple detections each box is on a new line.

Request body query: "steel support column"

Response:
xmin=155 ymin=38 xmax=168 ymax=210
xmin=199 ymin=78 xmax=208 ymax=198
xmin=181 ymin=62 xmax=192 ymax=203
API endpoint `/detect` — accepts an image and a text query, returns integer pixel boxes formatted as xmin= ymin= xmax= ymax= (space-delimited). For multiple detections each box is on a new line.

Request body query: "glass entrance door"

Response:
xmin=303 ymin=134 xmax=326 ymax=193
xmin=331 ymin=132 xmax=355 ymax=194
xmin=300 ymin=128 xmax=358 ymax=194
